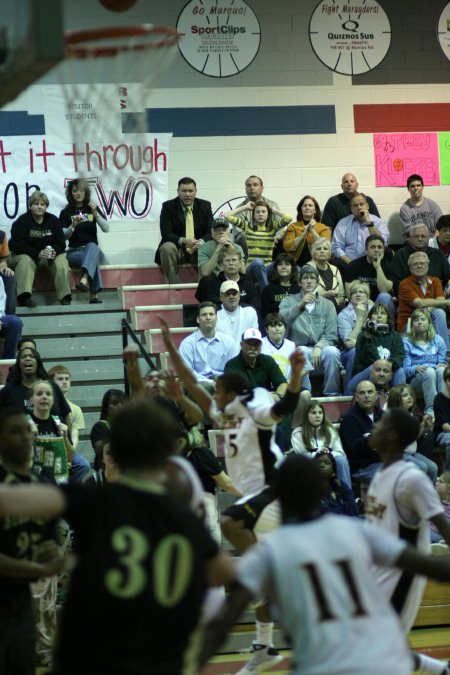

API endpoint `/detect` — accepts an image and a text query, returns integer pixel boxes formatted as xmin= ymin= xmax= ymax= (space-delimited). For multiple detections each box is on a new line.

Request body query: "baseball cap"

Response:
xmin=220 ymin=280 xmax=240 ymax=294
xmin=212 ymin=216 xmax=229 ymax=228
xmin=299 ymin=265 xmax=319 ymax=280
xmin=242 ymin=328 xmax=262 ymax=342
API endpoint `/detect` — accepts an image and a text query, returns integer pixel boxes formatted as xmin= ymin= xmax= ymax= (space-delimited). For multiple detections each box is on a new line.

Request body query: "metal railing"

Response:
xmin=121 ymin=318 xmax=157 ymax=396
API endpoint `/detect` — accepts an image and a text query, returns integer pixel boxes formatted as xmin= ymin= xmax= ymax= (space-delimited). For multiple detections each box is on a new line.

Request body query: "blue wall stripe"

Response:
xmin=0 ymin=111 xmax=45 ymax=135
xmin=122 ymin=105 xmax=336 ymax=136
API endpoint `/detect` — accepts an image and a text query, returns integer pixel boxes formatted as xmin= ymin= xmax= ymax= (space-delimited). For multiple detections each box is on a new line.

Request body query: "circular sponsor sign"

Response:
xmin=437 ymin=2 xmax=450 ymax=63
xmin=176 ymin=0 xmax=261 ymax=78
xmin=309 ymin=1 xmax=391 ymax=75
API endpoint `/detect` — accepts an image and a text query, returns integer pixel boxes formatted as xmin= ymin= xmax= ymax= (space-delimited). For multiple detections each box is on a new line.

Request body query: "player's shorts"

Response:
xmin=222 ymin=487 xmax=276 ymax=531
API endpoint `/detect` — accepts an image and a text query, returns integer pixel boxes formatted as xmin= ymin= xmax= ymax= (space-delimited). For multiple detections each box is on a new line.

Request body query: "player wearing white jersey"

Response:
xmin=200 ymin=454 xmax=450 ymax=675
xmin=158 ymin=315 xmax=305 ymax=674
xmin=367 ymin=409 xmax=450 ymax=675
xmin=209 ymin=386 xmax=283 ymax=497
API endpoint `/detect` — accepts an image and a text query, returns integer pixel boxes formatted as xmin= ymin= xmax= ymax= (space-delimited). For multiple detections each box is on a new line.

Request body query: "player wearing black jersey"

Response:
xmin=0 ymin=399 xmax=234 ymax=675
xmin=0 ymin=408 xmax=63 ymax=675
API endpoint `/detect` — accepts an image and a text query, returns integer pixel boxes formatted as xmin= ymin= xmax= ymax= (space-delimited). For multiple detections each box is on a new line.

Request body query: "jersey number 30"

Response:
xmin=105 ymin=526 xmax=193 ymax=604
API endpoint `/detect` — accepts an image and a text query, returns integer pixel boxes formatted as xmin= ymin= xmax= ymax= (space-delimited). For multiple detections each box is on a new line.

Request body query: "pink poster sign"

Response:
xmin=374 ymin=133 xmax=440 ymax=187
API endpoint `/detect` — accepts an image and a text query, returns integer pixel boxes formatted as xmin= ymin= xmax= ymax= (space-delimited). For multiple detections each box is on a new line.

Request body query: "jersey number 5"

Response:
xmin=105 ymin=526 xmax=193 ymax=604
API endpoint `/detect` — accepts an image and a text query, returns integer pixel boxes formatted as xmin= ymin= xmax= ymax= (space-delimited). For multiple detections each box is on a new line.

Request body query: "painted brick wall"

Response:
xmin=2 ymin=0 xmax=450 ymax=262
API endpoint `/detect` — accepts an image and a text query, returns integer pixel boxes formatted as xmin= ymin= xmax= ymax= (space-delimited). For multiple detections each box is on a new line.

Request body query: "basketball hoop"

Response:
xmin=59 ymin=24 xmax=180 ymax=145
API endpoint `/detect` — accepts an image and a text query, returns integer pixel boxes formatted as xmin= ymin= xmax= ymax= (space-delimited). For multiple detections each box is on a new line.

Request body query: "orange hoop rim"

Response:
xmin=65 ymin=24 xmax=180 ymax=58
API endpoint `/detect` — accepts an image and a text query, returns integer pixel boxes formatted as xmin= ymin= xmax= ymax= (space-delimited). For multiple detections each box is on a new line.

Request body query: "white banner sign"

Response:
xmin=0 ymin=134 xmax=171 ymax=229
xmin=1 ymin=84 xmax=171 ymax=262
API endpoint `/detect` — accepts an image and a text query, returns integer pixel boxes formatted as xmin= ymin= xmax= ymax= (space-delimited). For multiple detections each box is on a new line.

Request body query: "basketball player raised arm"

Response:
xmin=157 ymin=315 xmax=307 ymax=419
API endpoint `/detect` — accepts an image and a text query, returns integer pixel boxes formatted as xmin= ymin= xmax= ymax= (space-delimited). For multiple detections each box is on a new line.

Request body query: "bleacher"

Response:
xmin=2 ymin=261 xmax=450 ymax=662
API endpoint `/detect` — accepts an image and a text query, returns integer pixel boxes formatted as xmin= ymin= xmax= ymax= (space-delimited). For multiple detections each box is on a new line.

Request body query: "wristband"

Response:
xmin=272 ymin=389 xmax=300 ymax=417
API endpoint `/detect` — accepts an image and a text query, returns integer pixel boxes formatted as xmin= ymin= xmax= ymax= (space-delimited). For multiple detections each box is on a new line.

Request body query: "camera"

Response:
xmin=365 ymin=319 xmax=389 ymax=335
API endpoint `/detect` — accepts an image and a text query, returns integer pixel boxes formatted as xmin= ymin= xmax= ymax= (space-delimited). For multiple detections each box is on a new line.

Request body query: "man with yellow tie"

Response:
xmin=155 ymin=177 xmax=214 ymax=284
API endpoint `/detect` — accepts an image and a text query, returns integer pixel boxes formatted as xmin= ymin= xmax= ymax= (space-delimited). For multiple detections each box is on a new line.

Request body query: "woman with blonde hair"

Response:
xmin=337 ymin=280 xmax=373 ymax=383
xmin=403 ymin=308 xmax=447 ymax=416
xmin=307 ymin=237 xmax=345 ymax=309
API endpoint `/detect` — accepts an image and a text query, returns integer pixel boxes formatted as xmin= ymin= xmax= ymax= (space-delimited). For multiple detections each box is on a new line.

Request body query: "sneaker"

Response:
xmin=431 ymin=542 xmax=450 ymax=557
xmin=236 ymin=643 xmax=284 ymax=674
xmin=60 ymin=295 xmax=72 ymax=305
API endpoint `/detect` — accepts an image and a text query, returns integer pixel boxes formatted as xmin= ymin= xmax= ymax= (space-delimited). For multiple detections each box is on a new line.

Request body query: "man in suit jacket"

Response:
xmin=155 ymin=177 xmax=214 ymax=283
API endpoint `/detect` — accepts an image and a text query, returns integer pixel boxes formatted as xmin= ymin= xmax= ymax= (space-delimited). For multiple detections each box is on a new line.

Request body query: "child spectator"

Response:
xmin=434 ymin=365 xmax=450 ymax=470
xmin=225 ymin=199 xmax=292 ymax=288
xmin=313 ymin=450 xmax=359 ymax=516
xmin=402 ymin=308 xmax=447 ymax=416
xmin=260 ymin=313 xmax=296 ymax=378
xmin=90 ymin=389 xmax=126 ymax=471
xmin=430 ymin=472 xmax=450 ymax=545
xmin=29 ymin=380 xmax=74 ymax=484
xmin=291 ymin=400 xmax=351 ymax=486
xmin=386 ymin=384 xmax=437 ymax=482
xmin=48 ymin=365 xmax=90 ymax=482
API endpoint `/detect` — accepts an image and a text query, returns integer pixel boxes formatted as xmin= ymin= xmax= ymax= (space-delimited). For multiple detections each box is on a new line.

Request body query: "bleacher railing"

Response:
xmin=121 ymin=318 xmax=157 ymax=396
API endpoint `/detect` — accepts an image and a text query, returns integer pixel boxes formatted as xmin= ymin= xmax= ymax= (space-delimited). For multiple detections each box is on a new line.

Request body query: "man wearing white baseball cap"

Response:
xmin=224 ymin=327 xmax=287 ymax=399
xmin=216 ymin=280 xmax=259 ymax=345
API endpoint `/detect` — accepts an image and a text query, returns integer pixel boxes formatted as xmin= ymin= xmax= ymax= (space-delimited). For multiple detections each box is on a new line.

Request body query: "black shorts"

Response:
xmin=222 ymin=487 xmax=275 ymax=530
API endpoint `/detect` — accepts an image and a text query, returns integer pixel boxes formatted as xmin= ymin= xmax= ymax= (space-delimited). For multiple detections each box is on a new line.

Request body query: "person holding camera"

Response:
xmin=344 ymin=303 xmax=406 ymax=395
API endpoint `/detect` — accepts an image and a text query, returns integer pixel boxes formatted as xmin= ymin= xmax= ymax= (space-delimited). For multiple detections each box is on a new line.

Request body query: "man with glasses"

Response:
xmin=397 ymin=251 xmax=450 ymax=349
xmin=392 ymin=223 xmax=450 ymax=292
xmin=216 ymin=280 xmax=259 ymax=345
xmin=195 ymin=247 xmax=257 ymax=308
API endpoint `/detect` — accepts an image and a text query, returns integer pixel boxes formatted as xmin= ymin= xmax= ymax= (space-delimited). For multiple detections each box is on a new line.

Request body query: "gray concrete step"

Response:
xmin=46 ymin=358 xmax=125 ymax=383
xmin=69 ymin=384 xmax=125 ymax=409
xmin=21 ymin=311 xmax=127 ymax=337
xmin=77 ymin=411 xmax=98 ymax=435
xmin=45 ymin=354 xmax=152 ymax=383
xmin=16 ymin=290 xmax=121 ymax=313
xmin=31 ymin=334 xmax=127 ymax=359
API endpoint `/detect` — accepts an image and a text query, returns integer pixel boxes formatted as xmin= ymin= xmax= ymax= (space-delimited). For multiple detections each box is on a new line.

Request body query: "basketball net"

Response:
xmin=59 ymin=25 xmax=180 ymax=146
